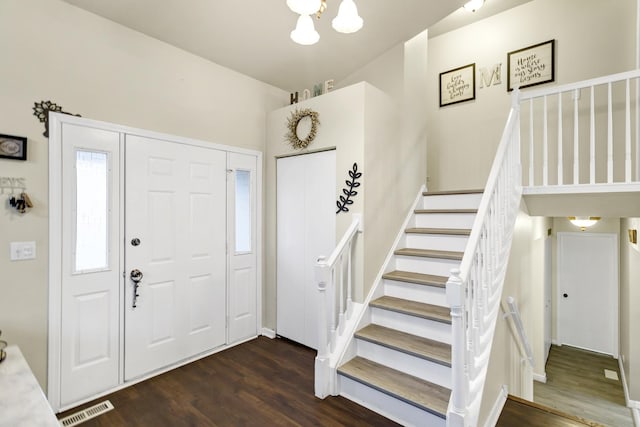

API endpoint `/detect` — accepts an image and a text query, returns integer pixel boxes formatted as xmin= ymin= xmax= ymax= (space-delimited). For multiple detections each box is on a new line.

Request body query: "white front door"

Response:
xmin=124 ymin=135 xmax=227 ymax=380
xmin=60 ymin=123 xmax=121 ymax=406
xmin=557 ymin=232 xmax=618 ymax=356
xmin=227 ymin=153 xmax=258 ymax=344
xmin=276 ymin=150 xmax=336 ymax=349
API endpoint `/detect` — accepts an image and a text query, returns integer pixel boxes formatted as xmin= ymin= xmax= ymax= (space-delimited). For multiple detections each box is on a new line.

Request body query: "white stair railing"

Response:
xmin=521 ymin=69 xmax=640 ymax=188
xmin=314 ymin=215 xmax=361 ymax=399
xmin=446 ymin=90 xmax=523 ymax=427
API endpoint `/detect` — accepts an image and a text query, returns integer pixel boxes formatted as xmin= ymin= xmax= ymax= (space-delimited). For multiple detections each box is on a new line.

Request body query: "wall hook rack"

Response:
xmin=9 ymin=192 xmax=33 ymax=213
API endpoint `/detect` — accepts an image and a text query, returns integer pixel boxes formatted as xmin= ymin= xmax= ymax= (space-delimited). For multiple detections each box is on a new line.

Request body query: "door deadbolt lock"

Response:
xmin=131 ymin=238 xmax=141 ymax=246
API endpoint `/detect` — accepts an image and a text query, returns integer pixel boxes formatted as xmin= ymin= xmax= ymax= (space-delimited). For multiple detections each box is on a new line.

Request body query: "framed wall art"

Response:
xmin=439 ymin=63 xmax=476 ymax=107
xmin=507 ymin=39 xmax=555 ymax=91
xmin=0 ymin=134 xmax=27 ymax=161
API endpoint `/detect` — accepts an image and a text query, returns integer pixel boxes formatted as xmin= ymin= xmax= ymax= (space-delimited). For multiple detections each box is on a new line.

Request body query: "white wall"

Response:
xmin=0 ymin=0 xmax=286 ymax=389
xmin=426 ymin=0 xmax=636 ymax=191
xmin=620 ymin=217 xmax=640 ymax=402
xmin=478 ymin=207 xmax=549 ymax=424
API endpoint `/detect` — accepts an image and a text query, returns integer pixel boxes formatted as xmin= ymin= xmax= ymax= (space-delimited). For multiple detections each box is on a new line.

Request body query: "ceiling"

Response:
xmin=61 ymin=0 xmax=532 ymax=92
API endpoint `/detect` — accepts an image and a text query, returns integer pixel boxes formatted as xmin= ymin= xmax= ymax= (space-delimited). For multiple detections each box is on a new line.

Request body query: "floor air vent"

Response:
xmin=59 ymin=400 xmax=114 ymax=427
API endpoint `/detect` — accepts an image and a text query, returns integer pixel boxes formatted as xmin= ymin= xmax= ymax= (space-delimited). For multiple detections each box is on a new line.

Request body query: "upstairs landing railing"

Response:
xmin=447 ymin=91 xmax=523 ymax=427
xmin=521 ymin=69 xmax=640 ymax=189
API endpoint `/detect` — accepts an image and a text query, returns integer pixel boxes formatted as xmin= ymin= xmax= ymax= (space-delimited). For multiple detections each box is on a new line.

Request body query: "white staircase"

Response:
xmin=335 ymin=190 xmax=482 ymax=427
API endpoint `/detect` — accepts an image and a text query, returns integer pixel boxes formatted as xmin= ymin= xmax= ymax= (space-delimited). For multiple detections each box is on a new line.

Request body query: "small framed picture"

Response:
xmin=507 ymin=39 xmax=555 ymax=91
xmin=0 ymin=134 xmax=27 ymax=161
xmin=439 ymin=63 xmax=476 ymax=107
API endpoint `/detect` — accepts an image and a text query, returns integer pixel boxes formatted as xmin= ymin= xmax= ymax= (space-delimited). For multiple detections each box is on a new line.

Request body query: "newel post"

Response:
xmin=446 ymin=268 xmax=467 ymax=427
xmin=314 ymin=256 xmax=331 ymax=399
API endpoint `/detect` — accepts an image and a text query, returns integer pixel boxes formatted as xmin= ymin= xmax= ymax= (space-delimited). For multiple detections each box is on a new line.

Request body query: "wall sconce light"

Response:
xmin=568 ymin=216 xmax=600 ymax=231
xmin=629 ymin=229 xmax=637 ymax=244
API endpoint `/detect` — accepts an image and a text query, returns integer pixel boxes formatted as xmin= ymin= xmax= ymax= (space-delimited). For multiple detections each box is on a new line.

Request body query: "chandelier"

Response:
xmin=287 ymin=0 xmax=363 ymax=45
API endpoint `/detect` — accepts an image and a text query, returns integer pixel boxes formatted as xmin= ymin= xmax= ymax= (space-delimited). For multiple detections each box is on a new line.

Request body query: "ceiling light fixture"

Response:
xmin=568 ymin=216 xmax=601 ymax=231
xmin=288 ymin=0 xmax=363 ymax=46
xmin=463 ymin=0 xmax=485 ymax=12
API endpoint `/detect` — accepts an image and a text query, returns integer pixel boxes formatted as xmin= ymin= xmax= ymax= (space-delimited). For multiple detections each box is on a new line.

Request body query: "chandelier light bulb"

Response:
xmin=332 ymin=0 xmax=363 ymax=34
xmin=290 ymin=14 xmax=320 ymax=45
xmin=287 ymin=0 xmax=322 ymax=16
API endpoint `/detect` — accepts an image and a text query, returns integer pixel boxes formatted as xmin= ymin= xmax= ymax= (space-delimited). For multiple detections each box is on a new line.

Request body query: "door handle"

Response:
xmin=563 ymin=293 xmax=568 ymax=298
xmin=130 ymin=269 xmax=143 ymax=308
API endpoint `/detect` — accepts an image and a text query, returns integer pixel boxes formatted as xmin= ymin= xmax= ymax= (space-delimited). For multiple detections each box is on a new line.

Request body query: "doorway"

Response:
xmin=556 ymin=232 xmax=618 ymax=356
xmin=49 ymin=114 xmax=261 ymax=411
xmin=276 ymin=150 xmax=336 ymax=349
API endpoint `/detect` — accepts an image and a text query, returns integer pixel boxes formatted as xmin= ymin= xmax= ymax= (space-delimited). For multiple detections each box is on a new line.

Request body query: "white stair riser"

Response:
xmin=422 ymin=193 xmax=482 ymax=210
xmin=384 ymin=280 xmax=447 ymax=307
xmin=404 ymin=233 xmax=469 ymax=252
xmin=338 ymin=375 xmax=446 ymax=427
xmin=356 ymin=339 xmax=452 ymax=388
xmin=414 ymin=212 xmax=476 ymax=229
xmin=371 ymin=307 xmax=452 ymax=344
xmin=395 ymin=255 xmax=460 ymax=277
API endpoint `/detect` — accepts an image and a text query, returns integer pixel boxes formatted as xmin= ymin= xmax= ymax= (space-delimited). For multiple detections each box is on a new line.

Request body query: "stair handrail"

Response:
xmin=503 ymin=296 xmax=534 ymax=368
xmin=315 ymin=214 xmax=361 ymax=398
xmin=446 ymin=90 xmax=523 ymax=427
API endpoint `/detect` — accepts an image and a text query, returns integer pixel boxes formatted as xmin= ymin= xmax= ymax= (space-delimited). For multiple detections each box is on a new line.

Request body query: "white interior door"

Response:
xmin=557 ymin=232 xmax=618 ymax=356
xmin=276 ymin=150 xmax=336 ymax=349
xmin=544 ymin=236 xmax=552 ymax=363
xmin=227 ymin=153 xmax=258 ymax=343
xmin=124 ymin=135 xmax=227 ymax=380
xmin=60 ymin=123 xmax=120 ymax=406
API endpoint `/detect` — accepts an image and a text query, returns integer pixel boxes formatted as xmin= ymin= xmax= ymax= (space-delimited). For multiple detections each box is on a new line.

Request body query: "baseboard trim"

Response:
xmin=261 ymin=328 xmax=276 ymax=339
xmin=483 ymin=385 xmax=508 ymax=427
xmin=533 ymin=372 xmax=547 ymax=383
xmin=632 ymin=407 xmax=640 ymax=426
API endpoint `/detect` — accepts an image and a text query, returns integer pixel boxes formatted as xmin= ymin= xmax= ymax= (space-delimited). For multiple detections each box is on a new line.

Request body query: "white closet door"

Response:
xmin=227 ymin=153 xmax=258 ymax=343
xmin=60 ymin=123 xmax=120 ymax=406
xmin=276 ymin=150 xmax=336 ymax=349
xmin=124 ymin=135 xmax=227 ymax=380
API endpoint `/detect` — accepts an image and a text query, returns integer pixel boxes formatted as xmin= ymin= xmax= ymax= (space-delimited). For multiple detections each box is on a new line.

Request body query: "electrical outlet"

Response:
xmin=10 ymin=241 xmax=36 ymax=261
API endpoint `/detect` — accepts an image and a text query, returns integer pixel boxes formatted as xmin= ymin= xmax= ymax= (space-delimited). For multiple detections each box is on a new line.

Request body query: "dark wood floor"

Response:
xmin=58 ymin=337 xmax=399 ymax=426
xmin=497 ymin=395 xmax=602 ymax=427
xmin=534 ymin=345 xmax=633 ymax=427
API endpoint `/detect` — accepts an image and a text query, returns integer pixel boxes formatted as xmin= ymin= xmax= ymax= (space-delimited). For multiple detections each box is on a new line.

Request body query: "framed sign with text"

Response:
xmin=439 ymin=63 xmax=476 ymax=107
xmin=507 ymin=39 xmax=555 ymax=91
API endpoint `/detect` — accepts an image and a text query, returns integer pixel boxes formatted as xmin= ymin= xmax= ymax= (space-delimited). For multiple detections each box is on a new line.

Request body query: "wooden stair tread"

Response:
xmin=370 ymin=296 xmax=451 ymax=324
xmin=382 ymin=270 xmax=447 ymax=288
xmin=414 ymin=209 xmax=477 ymax=214
xmin=338 ymin=357 xmax=450 ymax=418
xmin=395 ymin=248 xmax=463 ymax=260
xmin=405 ymin=227 xmax=471 ymax=236
xmin=423 ymin=189 xmax=483 ymax=196
xmin=356 ymin=324 xmax=451 ymax=366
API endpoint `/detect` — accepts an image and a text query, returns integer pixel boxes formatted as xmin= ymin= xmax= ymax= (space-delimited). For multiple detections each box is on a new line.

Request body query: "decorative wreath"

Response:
xmin=285 ymin=108 xmax=320 ymax=149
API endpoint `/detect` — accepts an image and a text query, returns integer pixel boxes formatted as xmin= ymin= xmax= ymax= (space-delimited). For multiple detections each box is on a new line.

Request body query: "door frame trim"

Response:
xmin=556 ymin=232 xmax=619 ymax=357
xmin=48 ymin=113 xmax=263 ymax=411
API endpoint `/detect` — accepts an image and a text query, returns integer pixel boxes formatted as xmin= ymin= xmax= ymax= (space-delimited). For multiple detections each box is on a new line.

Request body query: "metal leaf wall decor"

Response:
xmin=336 ymin=163 xmax=362 ymax=214
xmin=33 ymin=100 xmax=81 ymax=137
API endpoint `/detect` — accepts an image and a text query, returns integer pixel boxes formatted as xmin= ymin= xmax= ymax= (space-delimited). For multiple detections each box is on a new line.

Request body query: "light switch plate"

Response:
xmin=10 ymin=241 xmax=36 ymax=261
